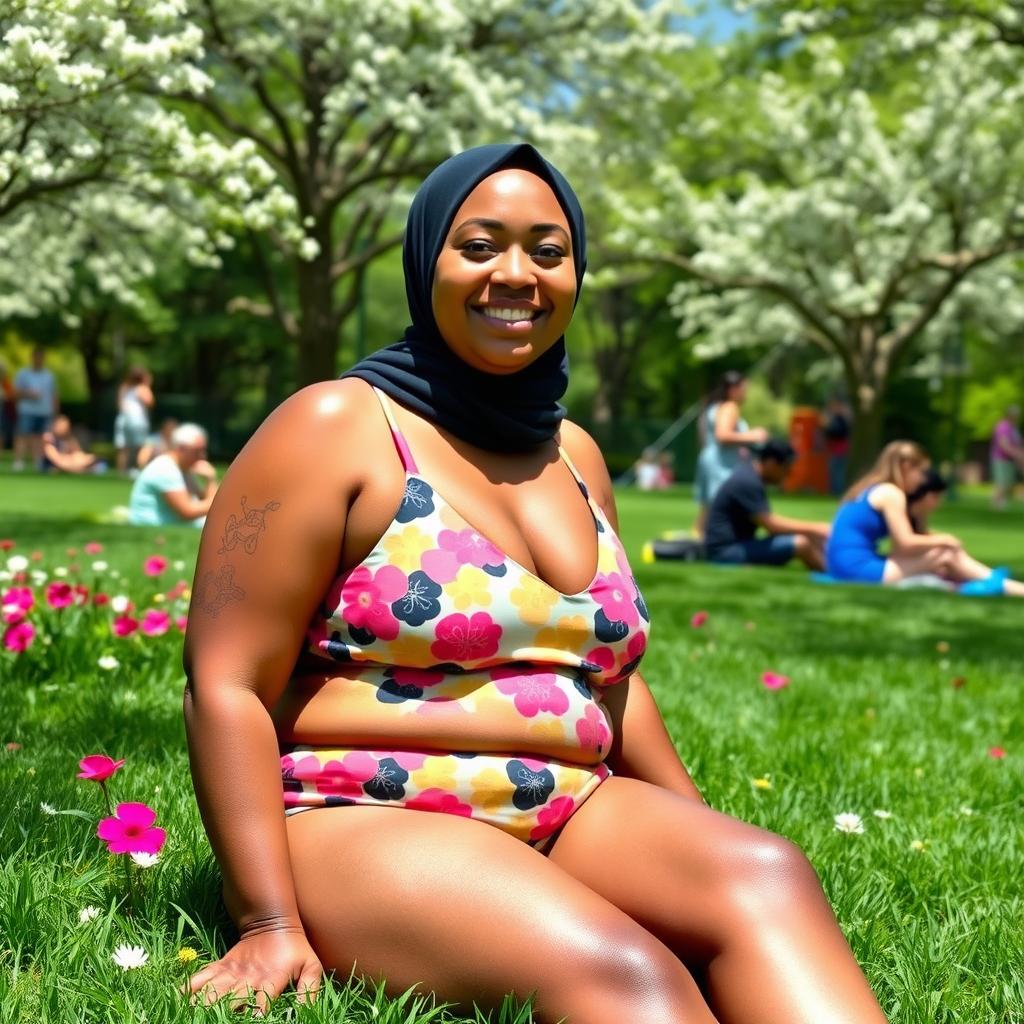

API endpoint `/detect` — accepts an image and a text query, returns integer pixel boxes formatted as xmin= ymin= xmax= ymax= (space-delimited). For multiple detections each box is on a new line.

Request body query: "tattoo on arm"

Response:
xmin=193 ymin=564 xmax=246 ymax=617
xmin=218 ymin=496 xmax=281 ymax=556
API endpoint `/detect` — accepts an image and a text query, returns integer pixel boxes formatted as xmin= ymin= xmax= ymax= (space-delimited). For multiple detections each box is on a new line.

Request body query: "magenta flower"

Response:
xmin=492 ymin=668 xmax=570 ymax=718
xmin=989 ymin=746 xmax=1007 ymax=759
xmin=77 ymin=754 xmax=126 ymax=782
xmin=84 ymin=542 xmax=103 ymax=555
xmin=430 ymin=612 xmax=502 ymax=663
xmin=340 ymin=565 xmax=406 ymax=641
xmin=112 ymin=615 xmax=139 ymax=637
xmin=92 ymin=593 xmax=110 ymax=607
xmin=175 ymin=615 xmax=188 ymax=633
xmin=690 ymin=610 xmax=709 ymax=628
xmin=591 ymin=572 xmax=640 ymax=627
xmin=45 ymin=581 xmax=74 ymax=609
xmin=96 ymin=802 xmax=166 ymax=855
xmin=583 ymin=646 xmax=616 ymax=673
xmin=405 ymin=788 xmax=473 ymax=817
xmin=761 ymin=671 xmax=790 ymax=690
xmin=530 ymin=796 xmax=576 ymax=841
xmin=575 ymin=703 xmax=611 ymax=754
xmin=3 ymin=621 xmax=35 ymax=653
xmin=140 ymin=609 xmax=171 ymax=636
xmin=142 ymin=556 xmax=167 ymax=577
xmin=2 ymin=587 xmax=34 ymax=612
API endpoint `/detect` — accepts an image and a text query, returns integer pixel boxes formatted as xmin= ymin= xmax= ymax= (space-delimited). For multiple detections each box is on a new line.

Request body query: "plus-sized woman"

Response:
xmin=182 ymin=145 xmax=888 ymax=1023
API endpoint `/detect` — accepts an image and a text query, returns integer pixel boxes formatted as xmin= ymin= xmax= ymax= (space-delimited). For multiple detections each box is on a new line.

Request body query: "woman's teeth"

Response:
xmin=480 ymin=307 xmax=538 ymax=321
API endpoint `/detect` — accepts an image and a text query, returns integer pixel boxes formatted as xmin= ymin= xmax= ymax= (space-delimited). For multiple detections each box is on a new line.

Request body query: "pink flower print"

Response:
xmin=420 ymin=548 xmax=460 ymax=584
xmin=370 ymin=750 xmax=429 ymax=770
xmin=583 ymin=646 xmax=615 ymax=674
xmin=576 ymin=704 xmax=611 ymax=754
xmin=112 ymin=615 xmax=139 ymax=638
xmin=96 ymin=802 xmax=166 ymax=855
xmin=690 ymin=610 xmax=709 ymax=628
xmin=430 ymin=612 xmax=502 ymax=663
xmin=391 ymin=667 xmax=446 ymax=689
xmin=45 ymin=582 xmax=74 ymax=609
xmin=530 ymin=795 xmax=576 ymax=841
xmin=143 ymin=556 xmax=167 ymax=577
xmin=439 ymin=528 xmax=504 ymax=569
xmin=341 ymin=565 xmax=407 ymax=641
xmin=405 ymin=788 xmax=473 ymax=818
xmin=294 ymin=750 xmax=379 ymax=800
xmin=141 ymin=609 xmax=171 ymax=636
xmin=3 ymin=621 xmax=35 ymax=652
xmin=492 ymin=668 xmax=570 ymax=718
xmin=761 ymin=671 xmax=790 ymax=690
xmin=77 ymin=754 xmax=125 ymax=782
xmin=591 ymin=572 xmax=640 ymax=628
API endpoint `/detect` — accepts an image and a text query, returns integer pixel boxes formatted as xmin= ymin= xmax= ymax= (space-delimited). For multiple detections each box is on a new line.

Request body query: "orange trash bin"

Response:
xmin=783 ymin=407 xmax=829 ymax=494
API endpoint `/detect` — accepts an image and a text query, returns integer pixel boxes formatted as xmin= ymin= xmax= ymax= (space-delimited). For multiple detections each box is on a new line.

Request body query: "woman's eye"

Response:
xmin=461 ymin=240 xmax=495 ymax=256
xmin=534 ymin=245 xmax=565 ymax=260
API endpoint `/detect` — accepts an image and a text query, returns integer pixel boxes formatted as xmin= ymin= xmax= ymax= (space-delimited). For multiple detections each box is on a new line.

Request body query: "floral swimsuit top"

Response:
xmin=282 ymin=387 xmax=650 ymax=846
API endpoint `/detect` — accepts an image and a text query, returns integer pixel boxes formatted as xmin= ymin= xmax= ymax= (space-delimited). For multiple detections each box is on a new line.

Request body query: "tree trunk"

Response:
xmin=847 ymin=385 xmax=885 ymax=479
xmin=295 ymin=251 xmax=340 ymax=386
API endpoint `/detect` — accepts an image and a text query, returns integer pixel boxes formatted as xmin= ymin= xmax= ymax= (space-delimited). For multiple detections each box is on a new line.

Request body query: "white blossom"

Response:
xmin=111 ymin=944 xmax=149 ymax=970
xmin=129 ymin=852 xmax=160 ymax=868
xmin=834 ymin=812 xmax=865 ymax=834
xmin=78 ymin=905 xmax=101 ymax=923
xmin=110 ymin=595 xmax=131 ymax=614
xmin=97 ymin=655 xmax=120 ymax=671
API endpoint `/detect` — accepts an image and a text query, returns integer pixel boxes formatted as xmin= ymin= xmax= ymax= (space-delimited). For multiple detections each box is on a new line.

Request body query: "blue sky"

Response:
xmin=683 ymin=1 xmax=754 ymax=41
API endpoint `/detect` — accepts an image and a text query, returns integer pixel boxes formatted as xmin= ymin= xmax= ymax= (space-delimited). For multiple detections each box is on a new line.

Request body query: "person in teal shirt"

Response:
xmin=128 ymin=422 xmax=217 ymax=527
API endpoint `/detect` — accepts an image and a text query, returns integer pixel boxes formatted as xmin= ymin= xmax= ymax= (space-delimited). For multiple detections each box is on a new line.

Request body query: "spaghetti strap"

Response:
xmin=371 ymin=387 xmax=419 ymax=474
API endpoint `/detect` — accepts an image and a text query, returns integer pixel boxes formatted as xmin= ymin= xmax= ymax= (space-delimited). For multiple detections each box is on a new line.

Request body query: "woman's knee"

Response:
xmin=716 ymin=829 xmax=823 ymax=915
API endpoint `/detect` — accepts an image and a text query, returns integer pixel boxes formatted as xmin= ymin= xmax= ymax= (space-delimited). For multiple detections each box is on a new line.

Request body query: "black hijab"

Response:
xmin=341 ymin=143 xmax=587 ymax=452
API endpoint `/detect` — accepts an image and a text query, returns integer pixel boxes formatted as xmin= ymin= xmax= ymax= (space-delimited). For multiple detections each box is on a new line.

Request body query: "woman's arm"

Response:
xmin=559 ymin=421 xmax=702 ymax=802
xmin=714 ymin=401 xmax=767 ymax=446
xmin=871 ymin=483 xmax=959 ymax=553
xmin=181 ymin=379 xmax=370 ymax=1008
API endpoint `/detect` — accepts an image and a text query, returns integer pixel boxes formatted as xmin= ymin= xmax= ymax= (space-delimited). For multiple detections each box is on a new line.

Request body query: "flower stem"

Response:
xmin=98 ymin=780 xmax=112 ymax=817
xmin=121 ymin=854 xmax=137 ymax=916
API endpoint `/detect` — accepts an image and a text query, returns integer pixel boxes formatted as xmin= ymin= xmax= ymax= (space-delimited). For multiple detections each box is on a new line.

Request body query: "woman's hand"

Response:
xmin=748 ymin=426 xmax=769 ymax=445
xmin=932 ymin=532 xmax=962 ymax=550
xmin=182 ymin=928 xmax=324 ymax=1016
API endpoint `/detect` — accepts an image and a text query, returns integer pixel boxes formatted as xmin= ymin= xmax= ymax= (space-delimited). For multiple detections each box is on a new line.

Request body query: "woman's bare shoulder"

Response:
xmin=558 ymin=419 xmax=614 ymax=510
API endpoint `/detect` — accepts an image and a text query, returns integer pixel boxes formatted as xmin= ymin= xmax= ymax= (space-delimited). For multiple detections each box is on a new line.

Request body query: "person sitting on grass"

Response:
xmin=906 ymin=468 xmax=1024 ymax=597
xmin=826 ymin=441 xmax=1024 ymax=596
xmin=704 ymin=438 xmax=830 ymax=570
xmin=179 ymin=145 xmax=887 ymax=1023
xmin=40 ymin=414 xmax=106 ymax=474
xmin=127 ymin=422 xmax=217 ymax=528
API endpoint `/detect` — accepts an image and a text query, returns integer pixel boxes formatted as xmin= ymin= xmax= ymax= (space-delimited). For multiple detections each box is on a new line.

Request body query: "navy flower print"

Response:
xmin=348 ymin=623 xmax=376 ymax=646
xmin=396 ymin=478 xmax=435 ymax=523
xmin=376 ymin=677 xmax=424 ymax=703
xmin=362 ymin=758 xmax=409 ymax=801
xmin=392 ymin=570 xmax=442 ymax=626
xmin=507 ymin=760 xmax=556 ymax=811
xmin=593 ymin=608 xmax=629 ymax=644
xmin=325 ymin=630 xmax=352 ymax=661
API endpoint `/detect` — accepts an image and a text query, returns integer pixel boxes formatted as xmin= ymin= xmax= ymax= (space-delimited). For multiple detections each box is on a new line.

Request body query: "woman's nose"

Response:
xmin=490 ymin=246 xmax=535 ymax=288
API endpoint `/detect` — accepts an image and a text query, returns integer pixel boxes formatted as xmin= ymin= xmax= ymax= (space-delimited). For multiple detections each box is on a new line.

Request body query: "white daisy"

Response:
xmin=129 ymin=852 xmax=160 ymax=868
xmin=30 ymin=570 xmax=48 ymax=585
xmin=110 ymin=595 xmax=131 ymax=614
xmin=833 ymin=812 xmax=865 ymax=834
xmin=40 ymin=802 xmax=58 ymax=815
xmin=111 ymin=944 xmax=149 ymax=970
xmin=172 ymin=560 xmax=186 ymax=571
xmin=6 ymin=555 xmax=28 ymax=573
xmin=78 ymin=906 xmax=101 ymax=923
xmin=958 ymin=805 xmax=975 ymax=817
xmin=872 ymin=809 xmax=893 ymax=820
xmin=91 ymin=561 xmax=109 ymax=573
xmin=0 ymin=570 xmax=11 ymax=582
xmin=97 ymin=655 xmax=120 ymax=671
xmin=52 ymin=566 xmax=68 ymax=578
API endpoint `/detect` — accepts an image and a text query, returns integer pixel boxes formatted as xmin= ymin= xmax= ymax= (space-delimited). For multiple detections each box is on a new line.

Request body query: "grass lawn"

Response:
xmin=2 ymin=468 xmax=1022 ymax=1022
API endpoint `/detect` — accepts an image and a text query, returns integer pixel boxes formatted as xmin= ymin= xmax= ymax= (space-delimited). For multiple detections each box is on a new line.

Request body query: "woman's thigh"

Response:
xmin=547 ymin=776 xmax=821 ymax=961
xmin=284 ymin=804 xmax=714 ymax=1023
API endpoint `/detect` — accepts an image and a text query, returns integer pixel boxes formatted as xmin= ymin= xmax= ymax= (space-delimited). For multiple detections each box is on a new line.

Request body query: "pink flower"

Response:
xmin=690 ymin=610 xmax=709 ymax=628
xmin=96 ymin=802 xmax=166 ymax=855
xmin=166 ymin=580 xmax=188 ymax=601
xmin=0 ymin=540 xmax=13 ymax=551
xmin=140 ymin=609 xmax=171 ymax=636
xmin=761 ymin=671 xmax=790 ymax=691
xmin=84 ymin=542 xmax=103 ymax=555
xmin=77 ymin=754 xmax=126 ymax=782
xmin=45 ymin=582 xmax=74 ymax=609
xmin=391 ymin=667 xmax=446 ymax=688
xmin=142 ymin=556 xmax=167 ymax=577
xmin=369 ymin=749 xmax=429 ymax=770
xmin=112 ymin=615 xmax=139 ymax=637
xmin=430 ymin=612 xmax=502 ymax=663
xmin=988 ymin=746 xmax=1007 ymax=759
xmin=72 ymin=584 xmax=89 ymax=604
xmin=405 ymin=788 xmax=473 ymax=818
xmin=530 ymin=796 xmax=576 ymax=841
xmin=284 ymin=751 xmax=379 ymax=800
xmin=2 ymin=587 xmax=33 ymax=612
xmin=575 ymin=703 xmax=611 ymax=754
xmin=492 ymin=668 xmax=570 ymax=718
xmin=340 ymin=565 xmax=406 ymax=641
xmin=175 ymin=615 xmax=188 ymax=633
xmin=3 ymin=621 xmax=35 ymax=653
xmin=591 ymin=572 xmax=640 ymax=628
xmin=92 ymin=593 xmax=110 ymax=607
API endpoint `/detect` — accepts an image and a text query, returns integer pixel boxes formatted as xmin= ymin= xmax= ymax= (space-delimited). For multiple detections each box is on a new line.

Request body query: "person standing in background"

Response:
xmin=0 ymin=361 xmax=16 ymax=453
xmin=12 ymin=346 xmax=58 ymax=471
xmin=693 ymin=370 xmax=768 ymax=538
xmin=114 ymin=366 xmax=155 ymax=476
xmin=990 ymin=404 xmax=1023 ymax=510
xmin=821 ymin=395 xmax=852 ymax=496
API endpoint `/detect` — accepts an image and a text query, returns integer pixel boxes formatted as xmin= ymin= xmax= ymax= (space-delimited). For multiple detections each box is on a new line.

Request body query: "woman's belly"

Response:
xmin=273 ymin=663 xmax=612 ymax=767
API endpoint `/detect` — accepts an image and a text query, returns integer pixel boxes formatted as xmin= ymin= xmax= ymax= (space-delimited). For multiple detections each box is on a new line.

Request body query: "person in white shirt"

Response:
xmin=13 ymin=346 xmax=58 ymax=471
xmin=127 ymin=422 xmax=218 ymax=527
xmin=113 ymin=366 xmax=155 ymax=475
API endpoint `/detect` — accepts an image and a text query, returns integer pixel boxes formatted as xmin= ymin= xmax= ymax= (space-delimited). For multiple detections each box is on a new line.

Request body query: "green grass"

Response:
xmin=2 ymin=469 xmax=1023 ymax=1022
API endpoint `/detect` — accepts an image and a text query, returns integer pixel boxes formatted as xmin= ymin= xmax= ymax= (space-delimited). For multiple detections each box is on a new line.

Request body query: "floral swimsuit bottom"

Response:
xmin=281 ymin=387 xmax=650 ymax=847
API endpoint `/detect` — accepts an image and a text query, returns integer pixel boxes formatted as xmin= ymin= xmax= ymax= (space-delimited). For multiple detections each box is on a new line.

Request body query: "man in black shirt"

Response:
xmin=705 ymin=439 xmax=830 ymax=569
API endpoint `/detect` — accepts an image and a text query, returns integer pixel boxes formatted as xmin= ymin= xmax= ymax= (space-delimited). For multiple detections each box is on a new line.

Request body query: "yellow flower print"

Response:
xmin=510 ymin=575 xmax=559 ymax=625
xmin=597 ymin=543 xmax=619 ymax=574
xmin=443 ymin=566 xmax=492 ymax=611
xmin=383 ymin=525 xmax=432 ymax=572
xmin=527 ymin=719 xmax=566 ymax=745
xmin=385 ymin=634 xmax=436 ymax=667
xmin=411 ymin=757 xmax=458 ymax=791
xmin=470 ymin=767 xmax=515 ymax=814
xmin=534 ymin=614 xmax=589 ymax=653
